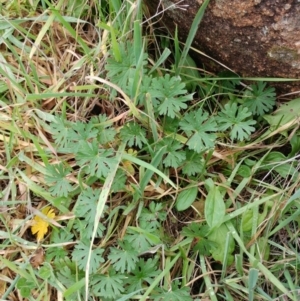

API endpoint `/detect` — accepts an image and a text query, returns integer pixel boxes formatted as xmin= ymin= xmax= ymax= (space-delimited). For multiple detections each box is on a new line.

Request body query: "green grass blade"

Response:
xmin=139 ymin=253 xmax=181 ymax=301
xmin=248 ymin=268 xmax=259 ymax=301
xmin=134 ymin=20 xmax=142 ymax=65
xmin=177 ymin=0 xmax=210 ymax=75
xmin=122 ymin=152 xmax=176 ymax=189
xmin=64 ymin=278 xmax=85 ymax=298
xmin=226 ymin=222 xmax=293 ymax=299
xmin=29 ymin=0 xmax=64 ymax=59
xmin=145 ymin=92 xmax=159 ymax=141
xmin=199 ymin=254 xmax=218 ymax=301
xmin=42 ymin=0 xmax=92 ymax=56
xmin=140 ymin=146 xmax=167 ymax=193
xmin=149 ymin=48 xmax=171 ymax=75
xmin=174 ymin=25 xmax=180 ymax=70
xmin=85 ymin=142 xmax=125 ymax=301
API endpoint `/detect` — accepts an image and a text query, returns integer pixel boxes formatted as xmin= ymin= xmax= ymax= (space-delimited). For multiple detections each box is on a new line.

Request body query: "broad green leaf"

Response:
xmin=127 ymin=226 xmax=161 ymax=245
xmin=263 ymin=97 xmax=300 ymax=128
xmin=207 ymin=223 xmax=235 ymax=264
xmin=241 ymin=208 xmax=254 ymax=232
xmin=205 ymin=185 xmax=225 ymax=229
xmin=260 ymin=151 xmax=298 ymax=179
xmin=181 ymin=223 xmax=215 ymax=256
xmin=38 ymin=266 xmax=52 ymax=280
xmin=237 ymin=165 xmax=252 ymax=178
xmin=290 ymin=134 xmax=300 ymax=157
xmin=175 ymin=186 xmax=198 ymax=211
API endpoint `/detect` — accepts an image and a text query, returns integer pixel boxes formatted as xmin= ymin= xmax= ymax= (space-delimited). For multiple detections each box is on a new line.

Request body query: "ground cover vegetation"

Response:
xmin=0 ymin=0 xmax=300 ymax=300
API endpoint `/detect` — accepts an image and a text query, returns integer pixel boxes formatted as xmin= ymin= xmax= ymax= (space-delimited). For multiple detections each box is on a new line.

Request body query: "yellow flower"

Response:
xmin=31 ymin=207 xmax=55 ymax=241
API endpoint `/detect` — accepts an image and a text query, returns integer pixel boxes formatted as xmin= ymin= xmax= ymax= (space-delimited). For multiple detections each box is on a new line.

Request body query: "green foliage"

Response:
xmin=204 ymin=180 xmax=226 ymax=229
xmin=91 ymin=268 xmax=126 ymax=299
xmin=90 ymin=115 xmax=117 ymax=144
xmin=108 ymin=240 xmax=139 ymax=273
xmin=76 ymin=141 xmax=117 ymax=178
xmin=175 ymin=186 xmax=198 ymax=211
xmin=50 ymin=117 xmax=74 ymax=150
xmin=260 ymin=151 xmax=299 ymax=179
xmin=120 ymin=122 xmax=147 ymax=148
xmin=179 ymin=109 xmax=218 ymax=152
xmin=255 ymin=237 xmax=270 ymax=261
xmin=216 ymin=102 xmax=256 ymax=141
xmin=46 ymin=230 xmax=74 ymax=261
xmin=53 ymin=258 xmax=86 ymax=299
xmin=68 ymin=120 xmax=98 ymax=145
xmin=16 ymin=278 xmax=36 ymax=298
xmin=45 ymin=163 xmax=73 ymax=197
xmin=182 ymin=150 xmax=205 ymax=176
xmin=49 ymin=115 xmax=115 ymax=154
xmin=263 ymin=97 xmax=300 ymax=129
xmin=207 ymin=224 xmax=235 ymax=264
xmin=74 ymin=188 xmax=99 ymax=219
xmin=149 ymin=74 xmax=193 ymax=118
xmin=46 ymin=246 xmax=68 ymax=262
xmin=124 ymin=227 xmax=156 ymax=254
xmin=181 ymin=223 xmax=215 ymax=256
xmin=2 ymin=1 xmax=298 ymax=301
xmin=139 ymin=202 xmax=167 ymax=229
xmin=152 ymin=281 xmax=193 ymax=301
xmin=105 ymin=41 xmax=148 ymax=97
xmin=159 ymin=137 xmax=186 ymax=168
xmin=241 ymin=208 xmax=255 ymax=232
xmin=126 ymin=258 xmax=161 ymax=292
xmin=110 ymin=168 xmax=127 ymax=192
xmin=72 ymin=240 xmax=105 ymax=274
xmin=242 ymin=82 xmax=276 ymax=116
xmin=73 ymin=187 xmax=106 ymax=238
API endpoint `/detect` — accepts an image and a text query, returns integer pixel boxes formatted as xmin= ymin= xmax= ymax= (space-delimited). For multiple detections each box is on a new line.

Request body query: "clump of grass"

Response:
xmin=1 ymin=0 xmax=300 ymax=300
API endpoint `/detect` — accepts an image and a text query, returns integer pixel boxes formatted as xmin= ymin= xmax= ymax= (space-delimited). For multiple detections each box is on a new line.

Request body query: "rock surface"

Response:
xmin=144 ymin=0 xmax=300 ymax=94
